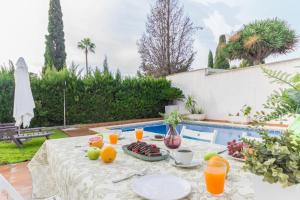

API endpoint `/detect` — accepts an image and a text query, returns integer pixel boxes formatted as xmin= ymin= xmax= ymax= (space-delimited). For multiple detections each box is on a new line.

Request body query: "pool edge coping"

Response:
xmin=89 ymin=120 xmax=286 ymax=132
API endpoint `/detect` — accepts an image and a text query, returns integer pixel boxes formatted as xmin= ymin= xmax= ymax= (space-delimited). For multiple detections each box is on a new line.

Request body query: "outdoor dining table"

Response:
xmin=28 ymin=131 xmax=254 ymax=200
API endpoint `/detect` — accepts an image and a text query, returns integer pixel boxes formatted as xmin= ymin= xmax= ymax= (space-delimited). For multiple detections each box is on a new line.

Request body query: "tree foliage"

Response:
xmin=103 ymin=55 xmax=110 ymax=74
xmin=44 ymin=0 xmax=66 ymax=72
xmin=243 ymin=68 xmax=300 ymax=187
xmin=207 ymin=50 xmax=214 ymax=68
xmin=0 ymin=65 xmax=14 ymax=123
xmin=0 ymin=67 xmax=183 ymax=127
xmin=115 ymin=69 xmax=121 ymax=81
xmin=214 ymin=35 xmax=230 ymax=69
xmin=254 ymin=67 xmax=300 ymax=123
xmin=137 ymin=0 xmax=197 ymax=77
xmin=225 ymin=18 xmax=297 ymax=65
xmin=77 ymin=38 xmax=96 ymax=75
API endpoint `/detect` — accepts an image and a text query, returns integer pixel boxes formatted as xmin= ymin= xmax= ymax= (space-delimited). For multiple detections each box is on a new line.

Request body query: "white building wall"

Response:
xmin=167 ymin=58 xmax=300 ymax=120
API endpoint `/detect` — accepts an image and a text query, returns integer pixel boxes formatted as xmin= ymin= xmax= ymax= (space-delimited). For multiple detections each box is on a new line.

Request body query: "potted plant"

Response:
xmin=243 ymin=130 xmax=300 ymax=199
xmin=162 ymin=111 xmax=183 ymax=149
xmin=228 ymin=105 xmax=252 ymax=124
xmin=163 ymin=87 xmax=184 ymax=114
xmin=242 ymin=68 xmax=300 ymax=200
xmin=185 ymin=95 xmax=206 ymax=121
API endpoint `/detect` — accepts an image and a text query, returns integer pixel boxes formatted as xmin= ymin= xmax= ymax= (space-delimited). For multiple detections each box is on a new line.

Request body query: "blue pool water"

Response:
xmin=111 ymin=122 xmax=282 ymax=145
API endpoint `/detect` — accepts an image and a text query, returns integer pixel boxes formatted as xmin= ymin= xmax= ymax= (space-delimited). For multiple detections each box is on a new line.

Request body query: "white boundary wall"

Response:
xmin=167 ymin=58 xmax=300 ymax=120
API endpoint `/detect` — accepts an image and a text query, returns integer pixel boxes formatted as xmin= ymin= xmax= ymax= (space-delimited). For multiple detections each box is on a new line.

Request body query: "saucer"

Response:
xmin=171 ymin=160 xmax=202 ymax=168
xmin=150 ymin=135 xmax=164 ymax=141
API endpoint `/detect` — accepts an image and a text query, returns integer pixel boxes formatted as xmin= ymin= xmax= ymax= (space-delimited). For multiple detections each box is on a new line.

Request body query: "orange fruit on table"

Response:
xmin=101 ymin=146 xmax=117 ymax=163
xmin=208 ymin=156 xmax=230 ymax=175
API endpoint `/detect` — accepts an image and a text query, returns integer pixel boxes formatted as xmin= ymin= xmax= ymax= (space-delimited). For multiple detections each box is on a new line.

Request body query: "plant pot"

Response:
xmin=228 ymin=116 xmax=251 ymax=124
xmin=164 ymin=105 xmax=179 ymax=114
xmin=252 ymin=174 xmax=300 ymax=200
xmin=186 ymin=114 xmax=206 ymax=121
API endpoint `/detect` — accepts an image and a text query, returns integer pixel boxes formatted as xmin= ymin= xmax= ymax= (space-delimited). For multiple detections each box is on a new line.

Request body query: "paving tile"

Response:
xmin=0 ymin=162 xmax=32 ymax=200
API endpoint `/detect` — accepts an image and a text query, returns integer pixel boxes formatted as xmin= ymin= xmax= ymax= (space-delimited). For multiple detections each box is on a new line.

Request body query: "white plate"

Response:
xmin=171 ymin=160 xmax=202 ymax=168
xmin=132 ymin=174 xmax=191 ymax=200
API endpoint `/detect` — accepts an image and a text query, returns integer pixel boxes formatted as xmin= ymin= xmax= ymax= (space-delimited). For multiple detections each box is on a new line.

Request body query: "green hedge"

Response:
xmin=0 ymin=68 xmax=183 ymax=127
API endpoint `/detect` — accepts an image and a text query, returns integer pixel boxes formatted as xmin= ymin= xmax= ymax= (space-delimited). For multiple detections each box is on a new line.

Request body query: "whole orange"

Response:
xmin=101 ymin=146 xmax=117 ymax=163
xmin=208 ymin=156 xmax=230 ymax=175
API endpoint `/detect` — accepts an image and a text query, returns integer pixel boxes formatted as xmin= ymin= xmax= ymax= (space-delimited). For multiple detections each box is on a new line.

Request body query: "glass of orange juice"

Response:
xmin=135 ymin=128 xmax=143 ymax=141
xmin=204 ymin=159 xmax=227 ymax=196
xmin=109 ymin=133 xmax=119 ymax=144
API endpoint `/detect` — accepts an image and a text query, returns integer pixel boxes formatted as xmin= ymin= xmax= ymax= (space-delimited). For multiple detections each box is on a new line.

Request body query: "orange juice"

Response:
xmin=135 ymin=129 xmax=143 ymax=141
xmin=204 ymin=160 xmax=226 ymax=195
xmin=109 ymin=133 xmax=118 ymax=144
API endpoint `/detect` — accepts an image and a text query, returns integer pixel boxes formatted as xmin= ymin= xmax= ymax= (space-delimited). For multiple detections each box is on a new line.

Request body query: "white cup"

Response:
xmin=174 ymin=148 xmax=194 ymax=164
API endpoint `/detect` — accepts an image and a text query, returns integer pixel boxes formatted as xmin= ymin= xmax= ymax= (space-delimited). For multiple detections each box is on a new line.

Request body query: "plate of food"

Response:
xmin=122 ymin=142 xmax=169 ymax=162
xmin=150 ymin=134 xmax=164 ymax=141
xmin=227 ymin=140 xmax=246 ymax=162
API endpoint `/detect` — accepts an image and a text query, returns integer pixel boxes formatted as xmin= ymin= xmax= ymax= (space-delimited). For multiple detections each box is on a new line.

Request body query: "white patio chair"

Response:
xmin=241 ymin=132 xmax=262 ymax=142
xmin=0 ymin=175 xmax=24 ymax=200
xmin=180 ymin=126 xmax=217 ymax=144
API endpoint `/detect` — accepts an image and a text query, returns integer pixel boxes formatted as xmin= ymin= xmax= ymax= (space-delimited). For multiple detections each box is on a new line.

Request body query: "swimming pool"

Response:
xmin=111 ymin=122 xmax=282 ymax=145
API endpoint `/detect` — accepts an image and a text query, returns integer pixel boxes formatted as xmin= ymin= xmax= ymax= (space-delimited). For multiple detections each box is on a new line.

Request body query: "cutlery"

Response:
xmin=217 ymin=149 xmax=227 ymax=154
xmin=112 ymin=168 xmax=148 ymax=183
xmin=74 ymin=145 xmax=85 ymax=148
xmin=169 ymin=155 xmax=183 ymax=165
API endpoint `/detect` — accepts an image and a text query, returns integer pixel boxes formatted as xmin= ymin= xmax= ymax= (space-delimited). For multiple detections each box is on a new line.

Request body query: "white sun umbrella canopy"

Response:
xmin=13 ymin=57 xmax=35 ymax=128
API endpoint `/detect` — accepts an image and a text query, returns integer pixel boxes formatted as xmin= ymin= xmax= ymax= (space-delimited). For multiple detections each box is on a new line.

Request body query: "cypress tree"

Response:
xmin=103 ymin=56 xmax=109 ymax=74
xmin=214 ymin=34 xmax=230 ymax=69
xmin=207 ymin=50 xmax=214 ymax=68
xmin=44 ymin=0 xmax=66 ymax=71
xmin=115 ymin=69 xmax=121 ymax=81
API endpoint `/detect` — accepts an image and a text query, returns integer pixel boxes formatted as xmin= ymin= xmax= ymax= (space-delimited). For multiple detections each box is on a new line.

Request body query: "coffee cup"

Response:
xmin=174 ymin=148 xmax=194 ymax=164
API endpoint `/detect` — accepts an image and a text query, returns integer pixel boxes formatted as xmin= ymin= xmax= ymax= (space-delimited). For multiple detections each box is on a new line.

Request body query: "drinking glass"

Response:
xmin=109 ymin=133 xmax=119 ymax=144
xmin=135 ymin=128 xmax=143 ymax=141
xmin=204 ymin=159 xmax=227 ymax=196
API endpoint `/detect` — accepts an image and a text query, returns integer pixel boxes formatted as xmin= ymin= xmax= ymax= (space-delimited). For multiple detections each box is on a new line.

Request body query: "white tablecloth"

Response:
xmin=28 ymin=131 xmax=254 ymax=200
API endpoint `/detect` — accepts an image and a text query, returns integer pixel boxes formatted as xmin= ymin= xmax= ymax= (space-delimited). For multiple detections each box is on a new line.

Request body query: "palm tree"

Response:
xmin=77 ymin=38 xmax=96 ymax=74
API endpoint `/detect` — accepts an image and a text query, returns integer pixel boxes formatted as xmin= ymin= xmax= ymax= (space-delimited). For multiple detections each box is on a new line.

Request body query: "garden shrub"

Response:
xmin=0 ymin=67 xmax=183 ymax=127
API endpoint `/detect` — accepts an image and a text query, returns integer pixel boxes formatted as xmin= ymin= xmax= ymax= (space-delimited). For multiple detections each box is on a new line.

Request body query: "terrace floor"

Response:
xmin=0 ymin=162 xmax=32 ymax=200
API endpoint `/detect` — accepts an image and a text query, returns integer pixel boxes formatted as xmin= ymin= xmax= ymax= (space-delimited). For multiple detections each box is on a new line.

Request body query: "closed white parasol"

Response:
xmin=13 ymin=57 xmax=35 ymax=128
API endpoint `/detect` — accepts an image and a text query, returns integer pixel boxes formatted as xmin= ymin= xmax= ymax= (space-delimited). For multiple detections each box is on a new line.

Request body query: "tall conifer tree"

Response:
xmin=103 ymin=56 xmax=109 ymax=74
xmin=214 ymin=34 xmax=229 ymax=69
xmin=207 ymin=50 xmax=214 ymax=68
xmin=44 ymin=0 xmax=66 ymax=71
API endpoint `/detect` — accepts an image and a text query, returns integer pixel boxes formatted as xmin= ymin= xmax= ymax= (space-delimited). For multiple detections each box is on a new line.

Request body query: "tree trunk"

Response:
xmin=166 ymin=0 xmax=171 ymax=75
xmin=253 ymin=59 xmax=263 ymax=66
xmin=85 ymin=49 xmax=88 ymax=75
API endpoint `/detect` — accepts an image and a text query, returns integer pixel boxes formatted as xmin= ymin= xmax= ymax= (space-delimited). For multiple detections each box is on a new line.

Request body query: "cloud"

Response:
xmin=203 ymin=11 xmax=233 ymax=43
xmin=0 ymin=0 xmax=298 ymax=75
xmin=189 ymin=0 xmax=241 ymax=7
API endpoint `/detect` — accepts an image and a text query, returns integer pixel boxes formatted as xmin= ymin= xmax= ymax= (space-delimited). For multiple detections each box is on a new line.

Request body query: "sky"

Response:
xmin=0 ymin=0 xmax=299 ymax=75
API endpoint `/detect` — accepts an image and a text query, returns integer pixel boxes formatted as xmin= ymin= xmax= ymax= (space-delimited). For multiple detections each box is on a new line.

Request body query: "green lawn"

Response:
xmin=0 ymin=129 xmax=67 ymax=165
